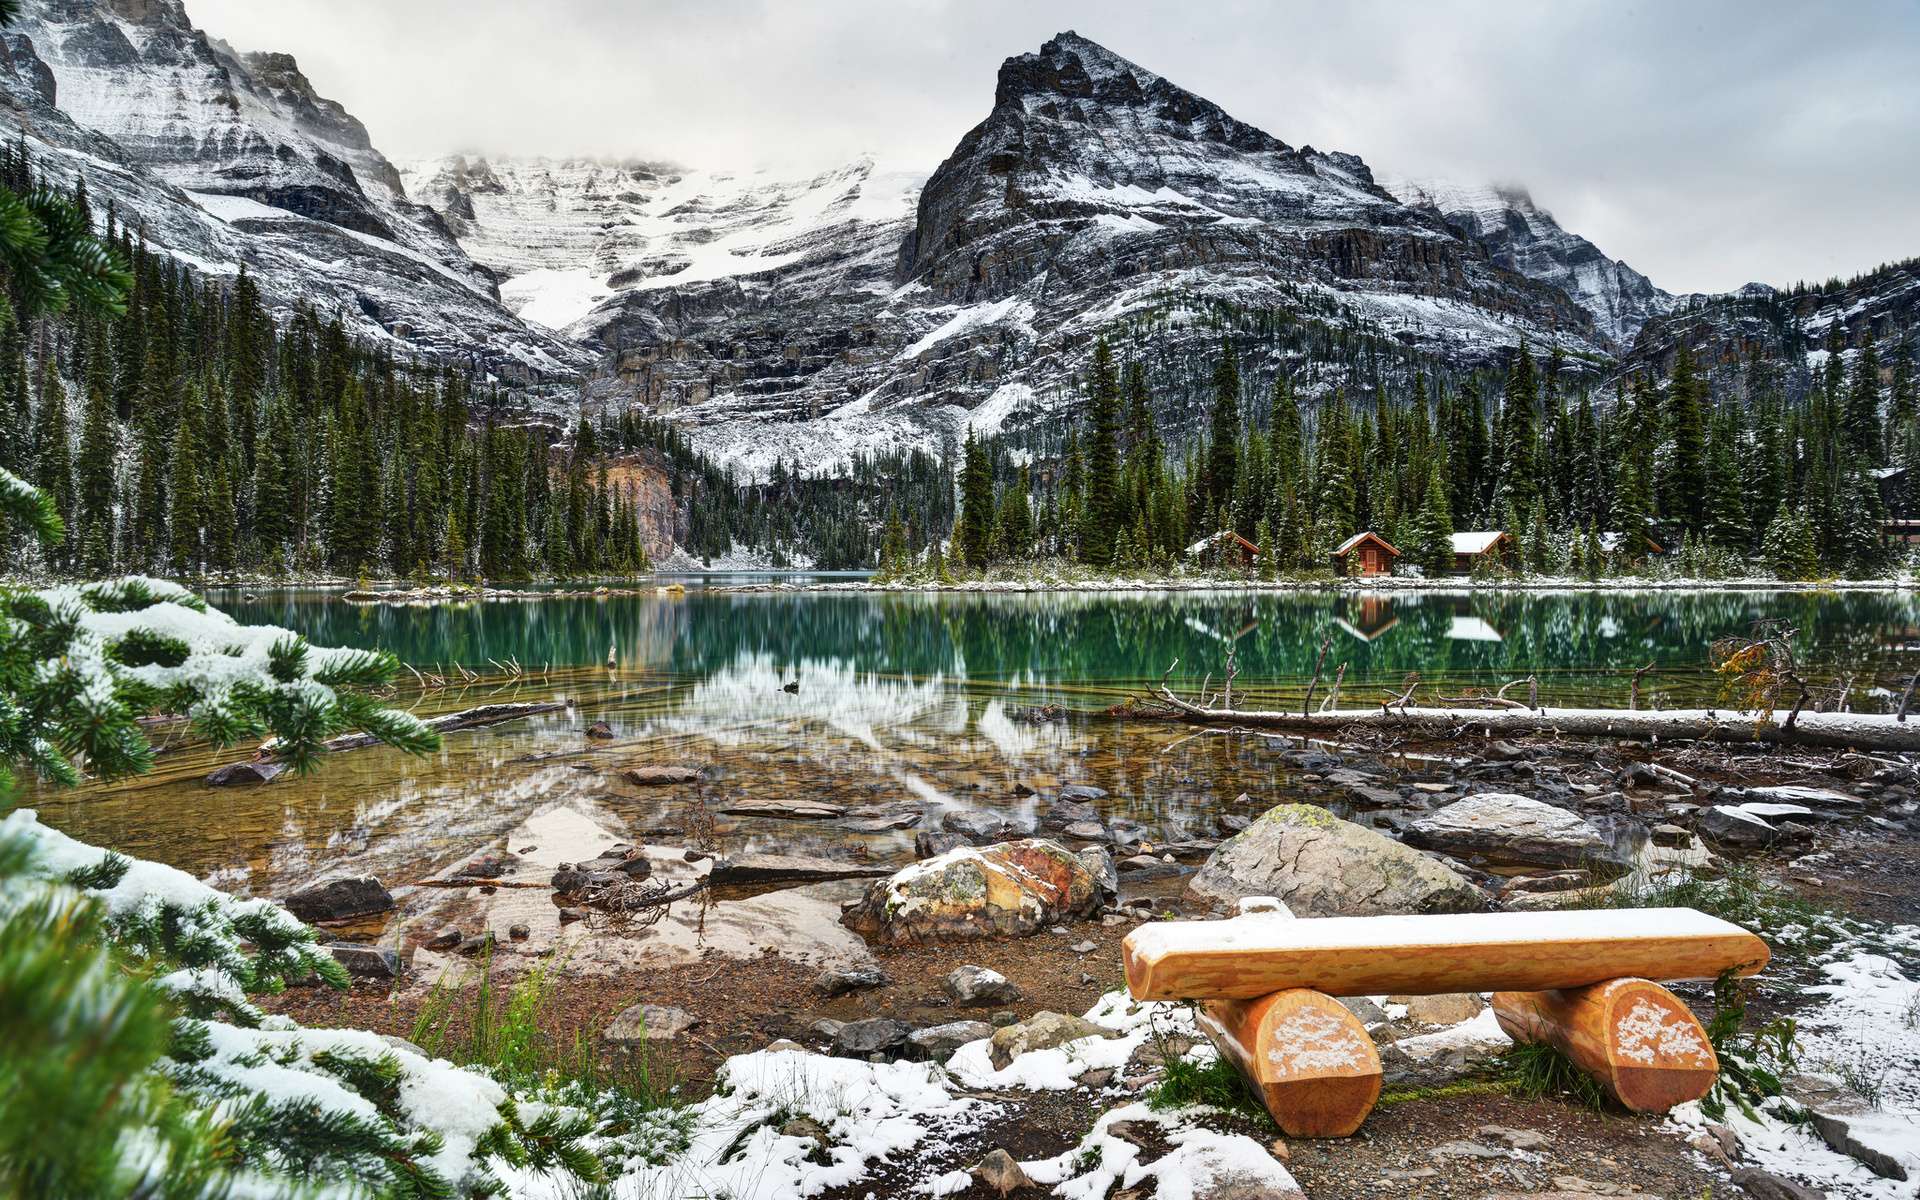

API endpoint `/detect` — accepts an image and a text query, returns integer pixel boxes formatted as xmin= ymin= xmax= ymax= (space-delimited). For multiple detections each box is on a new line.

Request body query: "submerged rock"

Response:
xmin=206 ymin=760 xmax=284 ymax=786
xmin=620 ymin=766 xmax=703 ymax=786
xmin=284 ymin=876 xmax=395 ymax=922
xmin=1186 ymin=805 xmax=1485 ymax=916
xmin=840 ymin=838 xmax=1103 ymax=945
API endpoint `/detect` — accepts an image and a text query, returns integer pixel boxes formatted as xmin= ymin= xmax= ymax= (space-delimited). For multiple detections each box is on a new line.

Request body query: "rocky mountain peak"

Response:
xmin=45 ymin=0 xmax=190 ymax=30
xmin=993 ymin=31 xmax=1287 ymax=155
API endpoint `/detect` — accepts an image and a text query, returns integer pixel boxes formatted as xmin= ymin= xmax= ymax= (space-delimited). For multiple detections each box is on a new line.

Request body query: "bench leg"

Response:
xmin=1196 ymin=988 xmax=1383 ymax=1137
xmin=1492 ymin=977 xmax=1718 ymax=1113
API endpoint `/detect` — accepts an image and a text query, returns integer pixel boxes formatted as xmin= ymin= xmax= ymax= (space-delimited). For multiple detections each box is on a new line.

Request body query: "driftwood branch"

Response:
xmin=1629 ymin=662 xmax=1655 ymax=711
xmin=408 ymin=877 xmax=552 ymax=889
xmin=1301 ymin=634 xmax=1333 ymax=717
xmin=1898 ymin=672 xmax=1919 ymax=724
xmin=314 ymin=701 xmax=569 ymax=753
xmin=1321 ymin=663 xmax=1347 ymax=713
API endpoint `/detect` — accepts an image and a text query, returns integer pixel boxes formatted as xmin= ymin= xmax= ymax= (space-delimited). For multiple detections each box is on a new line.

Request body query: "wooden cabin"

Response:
xmin=1185 ymin=530 xmax=1261 ymax=569
xmin=1449 ymin=531 xmax=1514 ymax=574
xmin=1334 ymin=532 xmax=1400 ymax=577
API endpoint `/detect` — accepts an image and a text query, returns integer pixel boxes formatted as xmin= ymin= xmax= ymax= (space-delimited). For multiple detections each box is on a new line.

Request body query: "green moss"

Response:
xmin=1261 ymin=804 xmax=1344 ymax=830
xmin=1374 ymin=1078 xmax=1517 ymax=1107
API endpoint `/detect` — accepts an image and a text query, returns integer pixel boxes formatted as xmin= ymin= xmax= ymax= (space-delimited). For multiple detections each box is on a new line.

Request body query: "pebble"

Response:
xmin=1070 ymin=940 xmax=1097 ymax=952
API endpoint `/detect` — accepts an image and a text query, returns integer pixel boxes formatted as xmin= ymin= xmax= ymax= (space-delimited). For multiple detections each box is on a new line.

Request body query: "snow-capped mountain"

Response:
xmin=1384 ymin=178 xmax=1678 ymax=350
xmin=0 ymin=0 xmax=585 ymax=380
xmin=405 ymin=32 xmax=1607 ymax=476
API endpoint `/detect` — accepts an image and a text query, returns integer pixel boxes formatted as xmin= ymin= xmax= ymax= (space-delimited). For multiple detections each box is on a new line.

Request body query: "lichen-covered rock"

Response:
xmin=1404 ymin=793 xmax=1622 ymax=868
xmin=1186 ymin=805 xmax=1485 ymax=916
xmin=986 ymin=1010 xmax=1118 ymax=1071
xmin=840 ymin=838 xmax=1102 ymax=945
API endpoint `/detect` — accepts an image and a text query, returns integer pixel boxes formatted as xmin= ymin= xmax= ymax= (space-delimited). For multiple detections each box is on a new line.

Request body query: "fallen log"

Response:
xmin=1196 ymin=988 xmax=1382 ymax=1137
xmin=312 ymin=701 xmax=571 ymax=753
xmin=1493 ymin=978 xmax=1718 ymax=1113
xmin=407 ymin=877 xmax=551 ymax=889
xmin=1148 ymin=687 xmax=1920 ymax=751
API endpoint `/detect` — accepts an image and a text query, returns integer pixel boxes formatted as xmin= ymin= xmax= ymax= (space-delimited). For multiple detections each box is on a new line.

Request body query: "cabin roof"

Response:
xmin=1335 ymin=531 xmax=1401 ymax=556
xmin=1449 ymin=531 xmax=1508 ymax=555
xmin=1184 ymin=530 xmax=1260 ymax=556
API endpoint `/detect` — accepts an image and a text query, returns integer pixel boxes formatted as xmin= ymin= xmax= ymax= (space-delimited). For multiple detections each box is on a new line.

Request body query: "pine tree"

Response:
xmin=1254 ymin=517 xmax=1275 ymax=580
xmin=1890 ymin=338 xmax=1917 ymax=427
xmin=956 ymin=426 xmax=995 ymax=568
xmin=205 ymin=454 xmax=237 ymax=575
xmin=1204 ymin=339 xmax=1240 ymax=509
xmin=1763 ymin=506 xmax=1820 ymax=581
xmin=75 ymin=381 xmax=116 ymax=573
xmin=1082 ymin=338 xmax=1121 ymax=566
xmin=167 ymin=386 xmax=203 ymax=573
xmin=1844 ymin=335 xmax=1885 ymax=465
xmin=1663 ymin=343 xmax=1708 ymax=530
xmin=1000 ymin=463 xmax=1034 ymax=558
xmin=1703 ymin=420 xmax=1747 ymax=551
xmin=1494 ymin=343 xmax=1539 ymax=517
xmin=1410 ymin=457 xmax=1454 ymax=577
xmin=1584 ymin=519 xmax=1604 ymax=579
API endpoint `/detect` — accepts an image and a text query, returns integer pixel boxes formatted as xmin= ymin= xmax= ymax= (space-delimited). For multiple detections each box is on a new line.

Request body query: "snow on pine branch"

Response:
xmin=1 ymin=575 xmax=439 ymax=784
xmin=2 ymin=808 xmax=347 ymax=1022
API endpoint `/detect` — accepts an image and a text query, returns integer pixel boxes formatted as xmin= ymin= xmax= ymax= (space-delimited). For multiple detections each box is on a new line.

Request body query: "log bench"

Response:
xmin=1121 ymin=907 xmax=1768 ymax=1137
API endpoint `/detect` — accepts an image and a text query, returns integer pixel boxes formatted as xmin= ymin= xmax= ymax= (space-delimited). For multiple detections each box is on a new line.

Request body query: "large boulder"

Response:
xmin=1404 ymin=793 xmax=1623 ymax=869
xmin=1697 ymin=805 xmax=1811 ymax=849
xmin=1186 ymin=805 xmax=1485 ymax=916
xmin=284 ymin=876 xmax=395 ymax=922
xmin=840 ymin=838 xmax=1103 ymax=945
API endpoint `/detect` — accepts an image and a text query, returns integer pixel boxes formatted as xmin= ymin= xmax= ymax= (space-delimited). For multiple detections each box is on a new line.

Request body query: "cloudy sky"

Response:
xmin=192 ymin=0 xmax=1920 ymax=296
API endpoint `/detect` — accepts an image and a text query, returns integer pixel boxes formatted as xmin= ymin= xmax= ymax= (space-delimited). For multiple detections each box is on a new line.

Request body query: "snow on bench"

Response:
xmin=1122 ymin=907 xmax=1768 ymax=1134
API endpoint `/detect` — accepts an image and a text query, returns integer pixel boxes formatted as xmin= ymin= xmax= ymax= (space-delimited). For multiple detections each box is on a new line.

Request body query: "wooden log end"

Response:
xmin=1198 ymin=989 xmax=1382 ymax=1138
xmin=1493 ymin=977 xmax=1717 ymax=1114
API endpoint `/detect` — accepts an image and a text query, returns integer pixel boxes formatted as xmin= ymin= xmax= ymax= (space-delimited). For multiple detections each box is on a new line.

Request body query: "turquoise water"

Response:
xmin=18 ymin=585 xmax=1918 ymax=914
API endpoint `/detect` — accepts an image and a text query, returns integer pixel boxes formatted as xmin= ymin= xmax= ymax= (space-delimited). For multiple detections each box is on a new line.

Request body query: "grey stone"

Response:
xmin=809 ymin=1018 xmax=846 ymax=1038
xmin=1698 ymin=805 xmax=1801 ymax=849
xmin=604 ymin=1004 xmax=698 ymax=1043
xmin=916 ymin=830 xmax=973 ymax=859
xmin=943 ymin=809 xmax=1009 ymax=839
xmin=991 ymin=1010 xmax=1019 ymax=1028
xmin=814 ymin=966 xmax=891 ymax=996
xmin=975 ymin=1147 xmax=1034 ymax=1196
xmin=506 ymin=923 xmax=530 ymax=941
xmin=1187 ymin=805 xmax=1485 ymax=916
xmin=780 ymin=1116 xmax=828 ymax=1147
xmin=557 ymin=907 xmax=590 ymax=923
xmin=378 ymin=1033 xmax=429 ymax=1057
xmin=1070 ymin=940 xmax=1097 ymax=952
xmin=1077 ymin=845 xmax=1118 ymax=904
xmin=424 ymin=925 xmax=462 ymax=951
xmin=1731 ymin=1168 xmax=1827 ymax=1200
xmin=1405 ymin=793 xmax=1621 ymax=868
xmin=1428 ymin=1140 xmax=1506 ymax=1158
xmin=1338 ymin=996 xmax=1388 ymax=1025
xmin=946 ymin=964 xmax=1022 ymax=1005
xmin=454 ymin=931 xmax=498 ymax=956
xmin=206 ymin=760 xmax=283 ymax=786
xmin=328 ymin=943 xmax=397 ymax=978
xmin=1478 ymin=1125 xmax=1554 ymax=1150
xmin=284 ymin=876 xmax=394 ymax=922
xmin=909 ymin=1021 xmax=993 ymax=1060
xmin=835 ymin=1018 xmax=913 ymax=1057
xmin=1808 ymin=1104 xmax=1911 ymax=1180
xmin=1041 ymin=799 xmax=1101 ymax=828
xmin=1057 ymin=784 xmax=1108 ymax=802
xmin=1062 ymin=821 xmax=1112 ymax=842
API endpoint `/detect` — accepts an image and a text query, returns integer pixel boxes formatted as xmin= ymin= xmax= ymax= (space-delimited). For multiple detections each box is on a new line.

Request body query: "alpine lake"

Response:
xmin=19 ymin=581 xmax=1920 ymax=953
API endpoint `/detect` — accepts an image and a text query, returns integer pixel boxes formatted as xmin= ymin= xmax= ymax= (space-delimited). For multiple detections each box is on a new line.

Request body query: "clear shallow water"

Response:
xmin=17 ymin=586 xmax=1920 ymax=924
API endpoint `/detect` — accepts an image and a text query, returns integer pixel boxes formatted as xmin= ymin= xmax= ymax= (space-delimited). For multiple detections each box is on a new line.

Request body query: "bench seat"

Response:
xmin=1122 ymin=907 xmax=1769 ymax=1001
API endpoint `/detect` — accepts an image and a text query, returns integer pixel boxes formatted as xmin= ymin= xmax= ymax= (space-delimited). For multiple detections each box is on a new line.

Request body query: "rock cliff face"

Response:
xmin=0 ymin=0 xmax=586 ymax=380
xmin=1385 ymin=179 xmax=1679 ymax=350
xmin=408 ymin=32 xmax=1606 ymax=476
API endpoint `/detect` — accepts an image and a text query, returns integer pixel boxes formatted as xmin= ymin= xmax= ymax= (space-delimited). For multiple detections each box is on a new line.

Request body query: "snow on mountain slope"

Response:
xmin=548 ymin=31 xmax=1608 ymax=475
xmin=1385 ymin=177 xmax=1679 ymax=349
xmin=0 ymin=0 xmax=586 ymax=380
xmin=401 ymin=154 xmax=925 ymax=333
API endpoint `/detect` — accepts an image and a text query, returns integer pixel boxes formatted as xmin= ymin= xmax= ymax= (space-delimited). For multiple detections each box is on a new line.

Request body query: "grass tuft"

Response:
xmin=1501 ymin=1042 xmax=1611 ymax=1113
